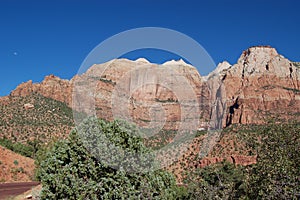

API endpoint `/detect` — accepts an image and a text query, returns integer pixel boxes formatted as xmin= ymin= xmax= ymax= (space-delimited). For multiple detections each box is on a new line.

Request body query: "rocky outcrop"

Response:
xmin=213 ymin=46 xmax=300 ymax=126
xmin=10 ymin=75 xmax=73 ymax=106
xmin=23 ymin=103 xmax=34 ymax=110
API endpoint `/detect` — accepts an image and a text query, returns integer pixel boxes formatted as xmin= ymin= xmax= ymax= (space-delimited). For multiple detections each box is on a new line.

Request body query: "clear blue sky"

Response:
xmin=1 ymin=0 xmax=299 ymax=96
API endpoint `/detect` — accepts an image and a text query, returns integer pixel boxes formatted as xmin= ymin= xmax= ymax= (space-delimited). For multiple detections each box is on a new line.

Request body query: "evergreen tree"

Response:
xmin=36 ymin=118 xmax=178 ymax=199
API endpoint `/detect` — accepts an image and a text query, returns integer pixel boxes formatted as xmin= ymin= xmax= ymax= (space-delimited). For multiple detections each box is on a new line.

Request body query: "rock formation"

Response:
xmin=8 ymin=46 xmax=300 ymax=129
xmin=24 ymin=103 xmax=34 ymax=110
xmin=10 ymin=75 xmax=73 ymax=106
xmin=218 ymin=46 xmax=300 ymax=125
xmin=72 ymin=58 xmax=204 ymax=131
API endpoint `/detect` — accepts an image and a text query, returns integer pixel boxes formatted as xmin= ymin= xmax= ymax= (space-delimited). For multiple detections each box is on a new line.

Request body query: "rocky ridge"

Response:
xmin=10 ymin=75 xmax=73 ymax=106
xmin=8 ymin=46 xmax=300 ymax=129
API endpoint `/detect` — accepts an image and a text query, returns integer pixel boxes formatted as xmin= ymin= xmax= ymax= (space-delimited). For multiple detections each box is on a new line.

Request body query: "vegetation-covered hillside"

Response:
xmin=0 ymin=93 xmax=75 ymax=158
xmin=182 ymin=123 xmax=300 ymax=199
xmin=0 ymin=93 xmax=74 ymax=141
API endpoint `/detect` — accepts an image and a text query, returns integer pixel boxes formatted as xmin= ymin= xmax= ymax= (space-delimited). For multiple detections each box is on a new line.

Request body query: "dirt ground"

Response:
xmin=0 ymin=146 xmax=35 ymax=183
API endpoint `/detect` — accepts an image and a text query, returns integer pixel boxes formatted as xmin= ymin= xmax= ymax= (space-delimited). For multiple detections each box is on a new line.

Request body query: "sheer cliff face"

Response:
xmin=217 ymin=46 xmax=300 ymax=125
xmin=73 ymin=59 xmax=204 ymax=130
xmin=9 ymin=46 xmax=300 ymax=129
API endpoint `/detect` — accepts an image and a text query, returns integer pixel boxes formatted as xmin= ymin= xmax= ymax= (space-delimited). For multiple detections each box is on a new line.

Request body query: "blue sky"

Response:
xmin=0 ymin=0 xmax=299 ymax=96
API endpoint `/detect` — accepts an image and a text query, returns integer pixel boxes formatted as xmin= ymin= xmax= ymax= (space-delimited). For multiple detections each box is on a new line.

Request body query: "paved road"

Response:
xmin=0 ymin=182 xmax=40 ymax=200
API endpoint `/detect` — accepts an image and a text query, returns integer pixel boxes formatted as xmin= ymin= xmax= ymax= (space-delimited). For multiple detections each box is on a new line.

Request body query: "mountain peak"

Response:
xmin=232 ymin=45 xmax=294 ymax=77
xmin=238 ymin=45 xmax=279 ymax=65
xmin=135 ymin=58 xmax=150 ymax=63
xmin=215 ymin=61 xmax=231 ymax=73
xmin=203 ymin=61 xmax=231 ymax=81
xmin=162 ymin=59 xmax=189 ymax=66
xmin=43 ymin=74 xmax=61 ymax=81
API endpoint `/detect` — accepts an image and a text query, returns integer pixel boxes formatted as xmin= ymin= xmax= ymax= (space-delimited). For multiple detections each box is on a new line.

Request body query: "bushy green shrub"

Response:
xmin=184 ymin=161 xmax=247 ymax=199
xmin=36 ymin=118 xmax=179 ymax=199
xmin=0 ymin=137 xmax=36 ymax=158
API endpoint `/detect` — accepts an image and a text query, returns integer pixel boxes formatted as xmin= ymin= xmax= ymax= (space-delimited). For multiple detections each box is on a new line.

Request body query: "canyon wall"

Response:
xmin=9 ymin=46 xmax=300 ymax=129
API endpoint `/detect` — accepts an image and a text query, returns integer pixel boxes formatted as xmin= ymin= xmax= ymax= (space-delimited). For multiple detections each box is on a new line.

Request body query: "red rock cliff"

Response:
xmin=9 ymin=46 xmax=300 ymax=128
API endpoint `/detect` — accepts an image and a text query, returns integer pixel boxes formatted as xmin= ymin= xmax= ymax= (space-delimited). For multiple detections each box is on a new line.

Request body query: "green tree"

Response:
xmin=36 ymin=118 xmax=178 ymax=199
xmin=247 ymin=123 xmax=300 ymax=199
xmin=184 ymin=161 xmax=247 ymax=199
